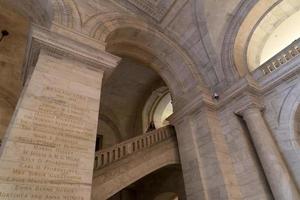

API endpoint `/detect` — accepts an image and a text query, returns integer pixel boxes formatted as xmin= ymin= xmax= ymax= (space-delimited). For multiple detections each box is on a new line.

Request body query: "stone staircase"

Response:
xmin=92 ymin=125 xmax=180 ymax=200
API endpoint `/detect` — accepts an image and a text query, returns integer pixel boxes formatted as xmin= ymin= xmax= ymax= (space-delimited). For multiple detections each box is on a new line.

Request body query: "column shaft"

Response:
xmin=242 ymin=107 xmax=300 ymax=200
xmin=174 ymin=109 xmax=242 ymax=200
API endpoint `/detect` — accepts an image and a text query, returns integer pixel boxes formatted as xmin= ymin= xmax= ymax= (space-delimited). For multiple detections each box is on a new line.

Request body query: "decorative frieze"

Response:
xmin=127 ymin=0 xmax=176 ymax=21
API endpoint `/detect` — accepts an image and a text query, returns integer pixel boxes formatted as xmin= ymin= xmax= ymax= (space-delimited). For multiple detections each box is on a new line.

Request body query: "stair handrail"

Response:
xmin=94 ymin=125 xmax=175 ymax=169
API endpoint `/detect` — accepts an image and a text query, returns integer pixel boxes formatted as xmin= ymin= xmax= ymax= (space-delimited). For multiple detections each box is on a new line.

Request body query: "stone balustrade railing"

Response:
xmin=94 ymin=125 xmax=175 ymax=170
xmin=253 ymin=38 xmax=300 ymax=79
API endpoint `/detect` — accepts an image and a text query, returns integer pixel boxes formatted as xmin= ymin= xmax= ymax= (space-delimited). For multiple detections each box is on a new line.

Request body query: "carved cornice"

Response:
xmin=23 ymin=24 xmax=121 ymax=83
xmin=234 ymin=93 xmax=264 ymax=116
xmin=168 ymin=89 xmax=216 ymax=125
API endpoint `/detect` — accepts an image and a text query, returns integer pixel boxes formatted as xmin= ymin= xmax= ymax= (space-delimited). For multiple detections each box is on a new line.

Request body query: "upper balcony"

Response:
xmin=253 ymin=38 xmax=300 ymax=80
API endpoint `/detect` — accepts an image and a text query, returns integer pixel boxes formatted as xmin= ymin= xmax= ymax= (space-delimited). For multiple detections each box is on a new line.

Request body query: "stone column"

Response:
xmin=170 ymin=97 xmax=242 ymax=200
xmin=239 ymin=105 xmax=300 ymax=200
xmin=0 ymin=25 xmax=120 ymax=200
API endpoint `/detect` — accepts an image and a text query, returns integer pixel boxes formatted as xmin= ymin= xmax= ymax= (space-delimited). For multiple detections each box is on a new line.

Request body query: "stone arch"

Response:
xmin=221 ymin=0 xmax=258 ymax=80
xmin=224 ymin=0 xmax=300 ymax=75
xmin=52 ymin=0 xmax=81 ymax=30
xmin=98 ymin=114 xmax=122 ymax=148
xmin=279 ymin=82 xmax=300 ymax=151
xmin=83 ymin=14 xmax=205 ymax=98
xmin=295 ymin=106 xmax=300 ymax=145
xmin=277 ymin=80 xmax=300 ymax=186
xmin=92 ymin=137 xmax=179 ymax=200
xmin=194 ymin=0 xmax=230 ymax=86
xmin=142 ymin=87 xmax=173 ymax=132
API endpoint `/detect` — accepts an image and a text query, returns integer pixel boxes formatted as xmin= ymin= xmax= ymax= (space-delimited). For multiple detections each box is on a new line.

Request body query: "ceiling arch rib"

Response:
xmin=82 ymin=13 xmax=205 ymax=99
xmin=106 ymin=41 xmax=181 ymax=97
xmin=52 ymin=0 xmax=81 ymax=30
xmin=51 ymin=0 xmax=208 ymax=103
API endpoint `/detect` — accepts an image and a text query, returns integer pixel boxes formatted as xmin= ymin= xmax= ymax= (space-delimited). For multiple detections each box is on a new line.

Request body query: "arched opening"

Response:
xmin=259 ymin=10 xmax=300 ymax=65
xmin=233 ymin=0 xmax=300 ymax=73
xmin=107 ymin=164 xmax=185 ymax=200
xmin=142 ymin=87 xmax=174 ymax=132
xmin=97 ymin=56 xmax=168 ymax=148
xmin=96 ymin=26 xmax=184 ymax=148
xmin=152 ymin=92 xmax=173 ymax=129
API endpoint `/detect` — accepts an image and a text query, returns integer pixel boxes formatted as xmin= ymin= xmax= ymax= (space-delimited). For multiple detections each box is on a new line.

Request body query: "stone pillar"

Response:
xmin=0 ymin=25 xmax=120 ymax=200
xmin=239 ymin=105 xmax=300 ymax=200
xmin=170 ymin=99 xmax=242 ymax=200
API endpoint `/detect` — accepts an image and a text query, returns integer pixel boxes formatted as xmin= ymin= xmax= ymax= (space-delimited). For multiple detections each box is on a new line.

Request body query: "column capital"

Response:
xmin=234 ymin=93 xmax=264 ymax=116
xmin=23 ymin=24 xmax=121 ymax=83
xmin=168 ymin=90 xmax=217 ymax=125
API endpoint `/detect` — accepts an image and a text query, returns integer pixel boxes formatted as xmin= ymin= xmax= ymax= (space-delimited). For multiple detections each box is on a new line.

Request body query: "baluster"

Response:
xmin=289 ymin=49 xmax=296 ymax=57
xmin=162 ymin=129 xmax=166 ymax=139
xmin=132 ymin=142 xmax=136 ymax=152
xmin=146 ymin=137 xmax=148 ymax=147
xmin=262 ymin=67 xmax=269 ymax=75
xmin=278 ymin=57 xmax=285 ymax=64
xmin=142 ymin=139 xmax=144 ymax=148
xmin=268 ymin=64 xmax=275 ymax=72
xmin=123 ymin=146 xmax=126 ymax=156
xmin=118 ymin=147 xmax=121 ymax=159
xmin=166 ymin=129 xmax=170 ymax=137
xmin=159 ymin=130 xmax=162 ymax=141
xmin=137 ymin=140 xmax=140 ymax=150
xmin=112 ymin=149 xmax=116 ymax=161
xmin=273 ymin=60 xmax=280 ymax=68
xmin=159 ymin=131 xmax=162 ymax=141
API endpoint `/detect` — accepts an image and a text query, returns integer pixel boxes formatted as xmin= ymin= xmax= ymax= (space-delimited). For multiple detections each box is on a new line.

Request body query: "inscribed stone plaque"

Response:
xmin=0 ymin=51 xmax=103 ymax=200
xmin=127 ymin=0 xmax=176 ymax=21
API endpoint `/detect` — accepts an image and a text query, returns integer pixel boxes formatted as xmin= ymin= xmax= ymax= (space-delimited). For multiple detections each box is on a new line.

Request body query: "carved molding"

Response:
xmin=168 ymin=75 xmax=263 ymax=125
xmin=22 ymin=24 xmax=121 ymax=83
xmin=110 ymin=0 xmax=177 ymax=22
xmin=127 ymin=0 xmax=176 ymax=22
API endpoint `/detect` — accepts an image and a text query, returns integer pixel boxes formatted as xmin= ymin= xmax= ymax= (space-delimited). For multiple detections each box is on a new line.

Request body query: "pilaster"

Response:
xmin=0 ymin=24 xmax=120 ymax=200
xmin=235 ymin=97 xmax=300 ymax=200
xmin=169 ymin=91 xmax=242 ymax=200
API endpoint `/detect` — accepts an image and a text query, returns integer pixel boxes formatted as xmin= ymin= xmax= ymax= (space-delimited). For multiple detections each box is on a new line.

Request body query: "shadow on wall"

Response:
xmin=107 ymin=164 xmax=186 ymax=200
xmin=154 ymin=192 xmax=178 ymax=200
xmin=295 ymin=106 xmax=300 ymax=145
